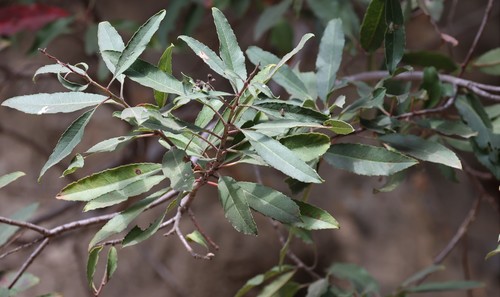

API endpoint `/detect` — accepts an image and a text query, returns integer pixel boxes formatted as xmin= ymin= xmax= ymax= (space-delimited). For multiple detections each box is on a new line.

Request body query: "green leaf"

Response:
xmin=122 ymin=212 xmax=165 ymax=247
xmin=242 ymin=130 xmax=323 ymax=183
xmin=102 ymin=51 xmax=184 ymax=95
xmin=324 ymin=119 xmax=354 ymax=135
xmin=97 ymin=21 xmax=125 ymax=83
xmin=328 ymin=263 xmax=380 ymax=295
xmin=154 ymin=43 xmax=175 ymax=107
xmin=86 ymin=136 xmax=136 ymax=154
xmin=316 ymin=19 xmax=344 ymax=101
xmin=195 ymin=99 xmax=224 ymax=128
xmin=373 ymin=170 xmax=406 ymax=193
xmin=0 ymin=204 xmax=39 ymax=246
xmin=257 ymin=270 xmax=296 ymax=297
xmin=254 ymin=0 xmax=292 ymax=40
xmin=416 ymin=119 xmax=477 ymax=138
xmin=360 ymin=0 xmax=387 ymax=52
xmin=235 ymin=265 xmax=294 ymax=297
xmin=385 ymin=0 xmax=405 ymax=73
xmin=39 ymin=109 xmax=95 ymax=180
xmin=212 ymin=7 xmax=247 ymax=91
xmin=485 ymin=235 xmax=500 ymax=260
xmin=186 ymin=230 xmax=208 ymax=249
xmin=83 ymin=175 xmax=165 ymax=211
xmin=292 ymin=200 xmax=339 ymax=230
xmin=162 ymin=148 xmax=195 ymax=192
xmin=306 ymin=278 xmax=329 ymax=297
xmin=218 ymin=176 xmax=258 ymax=235
xmin=237 ymin=182 xmax=300 ymax=224
xmin=62 ymin=154 xmax=84 ymax=177
xmin=0 ymin=171 xmax=25 ymax=189
xmin=473 ymin=47 xmax=500 ymax=75
xmin=87 ymin=246 xmax=103 ymax=289
xmin=2 ymin=272 xmax=40 ymax=296
xmin=402 ymin=51 xmax=458 ymax=72
xmin=57 ymin=163 xmax=161 ymax=201
xmin=407 ymin=281 xmax=483 ymax=293
xmin=269 ymin=33 xmax=315 ymax=80
xmin=33 ymin=63 xmax=87 ymax=81
xmin=178 ymin=35 xmax=226 ymax=79
xmin=246 ymin=47 xmax=310 ymax=100
xmin=279 ymin=133 xmax=330 ymax=162
xmin=401 ymin=265 xmax=445 ymax=287
xmin=379 ymin=134 xmax=462 ymax=169
xmin=252 ymin=100 xmax=329 ymax=123
xmin=324 ymin=143 xmax=418 ymax=176
xmin=106 ymin=246 xmax=118 ymax=282
xmin=1 ymin=92 xmax=107 ymax=115
xmin=114 ymin=10 xmax=166 ymax=78
xmin=89 ymin=189 xmax=168 ymax=248
xmin=421 ymin=67 xmax=442 ymax=107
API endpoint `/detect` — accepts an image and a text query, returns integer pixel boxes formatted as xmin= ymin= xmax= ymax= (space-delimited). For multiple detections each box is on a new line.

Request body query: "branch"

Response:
xmin=8 ymin=238 xmax=50 ymax=289
xmin=0 ymin=216 xmax=50 ymax=236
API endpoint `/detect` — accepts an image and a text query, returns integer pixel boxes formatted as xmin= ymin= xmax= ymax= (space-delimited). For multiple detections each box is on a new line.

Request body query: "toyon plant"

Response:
xmin=0 ymin=1 xmax=499 ymax=296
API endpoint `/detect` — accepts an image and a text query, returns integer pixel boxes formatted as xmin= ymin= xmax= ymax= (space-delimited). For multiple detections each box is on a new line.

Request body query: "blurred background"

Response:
xmin=0 ymin=0 xmax=499 ymax=296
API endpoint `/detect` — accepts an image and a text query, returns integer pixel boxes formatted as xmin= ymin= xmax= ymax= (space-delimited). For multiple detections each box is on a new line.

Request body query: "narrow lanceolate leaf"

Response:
xmin=62 ymin=153 xmax=84 ymax=177
xmin=106 ymin=246 xmax=118 ymax=282
xmin=154 ymin=43 xmax=175 ymax=107
xmin=407 ymin=281 xmax=484 ymax=293
xmin=0 ymin=171 xmax=25 ymax=189
xmin=122 ymin=211 xmax=165 ymax=247
xmin=306 ymin=279 xmax=329 ymax=297
xmin=1 ymin=92 xmax=107 ymax=114
xmin=87 ymin=246 xmax=103 ymax=289
xmin=235 ymin=266 xmax=295 ymax=297
xmin=97 ymin=21 xmax=125 ymax=82
xmin=246 ymin=47 xmax=310 ymax=100
xmin=421 ymin=66 xmax=442 ymax=107
xmin=253 ymin=100 xmax=329 ymax=123
xmin=57 ymin=163 xmax=161 ymax=201
xmin=316 ymin=19 xmax=344 ymax=101
xmin=328 ymin=263 xmax=380 ymax=295
xmin=473 ymin=47 xmax=500 ymax=75
xmin=113 ymin=10 xmax=166 ymax=78
xmin=379 ymin=134 xmax=462 ymax=169
xmin=238 ymin=182 xmax=300 ymax=224
xmin=83 ymin=175 xmax=165 ymax=211
xmin=254 ymin=0 xmax=292 ymax=40
xmin=178 ymin=36 xmax=226 ymax=78
xmin=293 ymin=200 xmax=339 ymax=230
xmin=242 ymin=130 xmax=323 ymax=183
xmin=89 ymin=189 xmax=168 ymax=248
xmin=103 ymin=51 xmax=184 ymax=95
xmin=385 ymin=0 xmax=405 ymax=73
xmin=86 ymin=136 xmax=136 ymax=154
xmin=212 ymin=7 xmax=247 ymax=91
xmin=162 ymin=148 xmax=194 ymax=192
xmin=257 ymin=270 xmax=296 ymax=297
xmin=360 ymin=0 xmax=386 ymax=52
xmin=0 ymin=203 xmax=38 ymax=246
xmin=324 ymin=119 xmax=355 ymax=135
xmin=33 ymin=63 xmax=86 ymax=81
xmin=324 ymin=143 xmax=418 ymax=176
xmin=186 ymin=230 xmax=209 ymax=249
xmin=218 ymin=176 xmax=258 ymax=235
xmin=39 ymin=109 xmax=95 ymax=180
xmin=279 ymin=133 xmax=331 ymax=162
xmin=269 ymin=33 xmax=314 ymax=80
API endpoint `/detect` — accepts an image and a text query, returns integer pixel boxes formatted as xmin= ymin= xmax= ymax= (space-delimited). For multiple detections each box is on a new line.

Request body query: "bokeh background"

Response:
xmin=0 ymin=0 xmax=499 ymax=296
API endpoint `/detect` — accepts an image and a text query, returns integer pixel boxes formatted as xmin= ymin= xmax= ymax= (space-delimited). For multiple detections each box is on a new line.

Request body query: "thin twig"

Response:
xmin=0 ymin=217 xmax=50 ymax=236
xmin=8 ymin=238 xmax=50 ymax=289
xmin=0 ymin=237 xmax=43 ymax=259
xmin=188 ymin=209 xmax=219 ymax=250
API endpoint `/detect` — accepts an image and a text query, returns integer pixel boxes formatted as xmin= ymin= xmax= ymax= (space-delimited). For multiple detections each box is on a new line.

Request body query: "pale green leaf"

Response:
xmin=39 ymin=109 xmax=95 ymax=180
xmin=328 ymin=263 xmax=380 ymax=295
xmin=324 ymin=119 xmax=354 ymax=135
xmin=324 ymin=143 xmax=418 ymax=176
xmin=97 ymin=21 xmax=125 ymax=82
xmin=379 ymin=134 xmax=462 ymax=169
xmin=373 ymin=170 xmax=406 ymax=193
xmin=485 ymin=236 xmax=500 ymax=260
xmin=473 ymin=47 xmax=500 ymax=75
xmin=407 ymin=281 xmax=484 ymax=293
xmin=114 ymin=10 xmax=166 ymax=78
xmin=218 ymin=176 xmax=257 ymax=235
xmin=238 ymin=182 xmax=300 ymax=224
xmin=106 ymin=246 xmax=118 ymax=282
xmin=154 ymin=43 xmax=175 ymax=107
xmin=122 ymin=212 xmax=165 ymax=247
xmin=178 ymin=35 xmax=226 ymax=78
xmin=89 ymin=189 xmax=168 ymax=248
xmin=268 ymin=33 xmax=314 ymax=80
xmin=254 ymin=0 xmax=292 ymax=40
xmin=195 ymin=99 xmax=224 ymax=128
xmin=316 ymin=18 xmax=344 ymax=101
xmin=252 ymin=100 xmax=329 ymax=123
xmin=279 ymin=133 xmax=330 ymax=162
xmin=416 ymin=119 xmax=477 ymax=138
xmin=212 ymin=7 xmax=247 ymax=91
xmin=86 ymin=136 xmax=136 ymax=154
xmin=235 ymin=265 xmax=294 ymax=297
xmin=360 ymin=0 xmax=386 ymax=52
xmin=0 ymin=171 xmax=25 ymax=189
xmin=33 ymin=63 xmax=86 ymax=82
xmin=257 ymin=270 xmax=295 ymax=297
xmin=306 ymin=278 xmax=329 ymax=297
xmin=186 ymin=230 xmax=208 ymax=249
xmin=1 ymin=92 xmax=107 ymax=114
xmin=401 ymin=265 xmax=445 ymax=287
xmin=57 ymin=163 xmax=161 ymax=201
xmin=162 ymin=148 xmax=194 ymax=192
xmin=0 ymin=203 xmax=38 ymax=246
xmin=87 ymin=246 xmax=103 ymax=289
xmin=61 ymin=154 xmax=84 ymax=177
xmin=83 ymin=175 xmax=165 ymax=211
xmin=242 ymin=130 xmax=323 ymax=183
xmin=292 ymin=200 xmax=339 ymax=230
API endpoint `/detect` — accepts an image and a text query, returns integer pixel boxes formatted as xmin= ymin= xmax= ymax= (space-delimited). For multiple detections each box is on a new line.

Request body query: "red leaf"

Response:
xmin=0 ymin=4 xmax=69 ymax=36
